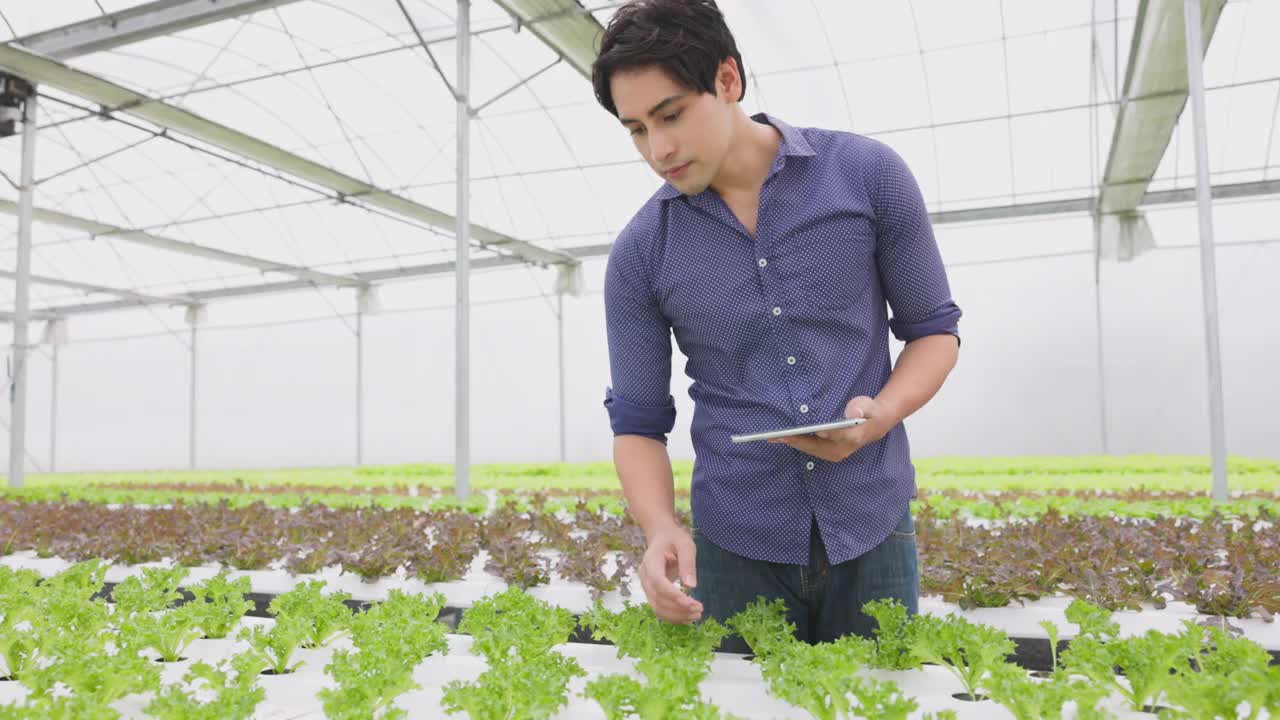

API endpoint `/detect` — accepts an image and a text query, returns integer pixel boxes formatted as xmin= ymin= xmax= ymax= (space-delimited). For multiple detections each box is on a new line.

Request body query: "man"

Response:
xmin=593 ymin=0 xmax=962 ymax=653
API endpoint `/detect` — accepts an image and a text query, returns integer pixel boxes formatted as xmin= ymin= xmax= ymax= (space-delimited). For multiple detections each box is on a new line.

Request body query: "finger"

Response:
xmin=845 ymin=395 xmax=875 ymax=419
xmin=819 ymin=427 xmax=862 ymax=443
xmin=646 ymin=557 xmax=701 ymax=611
xmin=780 ymin=433 xmax=827 ymax=457
xmin=675 ymin=534 xmax=697 ymax=588
xmin=645 ymin=554 xmax=677 ymax=592
xmin=652 ymin=586 xmax=701 ymax=622
xmin=660 ymin=604 xmax=700 ymax=624
xmin=641 ymin=566 xmax=691 ymax=620
xmin=654 ymin=607 xmax=686 ymax=623
xmin=642 ymin=580 xmax=690 ymax=623
xmin=663 ymin=558 xmax=703 ymax=613
xmin=660 ymin=562 xmax=703 ymax=615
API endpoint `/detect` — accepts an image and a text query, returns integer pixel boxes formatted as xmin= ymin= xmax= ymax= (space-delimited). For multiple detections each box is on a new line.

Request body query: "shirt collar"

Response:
xmin=655 ymin=113 xmax=815 ymax=201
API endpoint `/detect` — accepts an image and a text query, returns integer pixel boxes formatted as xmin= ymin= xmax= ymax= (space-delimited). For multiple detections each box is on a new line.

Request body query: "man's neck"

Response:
xmin=709 ymin=114 xmax=782 ymax=197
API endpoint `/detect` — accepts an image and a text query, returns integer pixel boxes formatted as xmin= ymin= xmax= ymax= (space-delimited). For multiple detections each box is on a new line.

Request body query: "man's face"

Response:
xmin=611 ymin=64 xmax=735 ymax=196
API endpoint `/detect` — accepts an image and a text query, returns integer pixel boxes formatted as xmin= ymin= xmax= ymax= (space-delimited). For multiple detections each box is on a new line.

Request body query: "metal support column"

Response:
xmin=8 ymin=86 xmax=37 ymax=488
xmin=356 ymin=305 xmax=364 ymax=467
xmin=552 ymin=264 xmax=580 ymax=465
xmin=41 ymin=318 xmax=66 ymax=473
xmin=1182 ymin=0 xmax=1229 ymax=500
xmin=50 ymin=344 xmax=58 ymax=472
xmin=1089 ymin=4 xmax=1109 ymax=456
xmin=186 ymin=305 xmax=204 ymax=471
xmin=454 ymin=0 xmax=472 ymax=499
xmin=1093 ymin=218 xmax=1109 ymax=455
xmin=355 ymin=286 xmax=378 ymax=468
xmin=189 ymin=322 xmax=197 ymax=470
xmin=557 ymin=291 xmax=566 ymax=463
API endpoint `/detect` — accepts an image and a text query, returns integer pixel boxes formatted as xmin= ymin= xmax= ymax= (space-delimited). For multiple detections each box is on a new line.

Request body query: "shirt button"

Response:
xmin=800 ymin=404 xmax=809 ymax=413
xmin=758 ymin=258 xmax=768 ymax=268
xmin=805 ymin=461 xmax=816 ymax=471
xmin=772 ymin=306 xmax=782 ymax=316
xmin=786 ymin=356 xmax=796 ymax=365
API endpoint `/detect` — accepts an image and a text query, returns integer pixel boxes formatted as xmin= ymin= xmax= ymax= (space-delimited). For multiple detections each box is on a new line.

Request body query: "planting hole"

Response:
xmin=951 ymin=692 xmax=989 ymax=702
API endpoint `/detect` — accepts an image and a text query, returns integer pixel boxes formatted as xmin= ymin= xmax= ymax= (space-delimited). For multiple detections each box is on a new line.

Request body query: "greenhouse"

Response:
xmin=0 ymin=0 xmax=1276 ymax=718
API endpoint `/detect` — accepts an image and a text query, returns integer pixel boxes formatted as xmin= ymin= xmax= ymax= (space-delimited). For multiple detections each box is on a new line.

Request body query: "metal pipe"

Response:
xmin=50 ymin=344 xmax=57 ymax=473
xmin=188 ymin=321 xmax=197 ymax=470
xmin=1182 ymin=0 xmax=1229 ymax=501
xmin=356 ymin=306 xmax=364 ymax=466
xmin=1093 ymin=217 xmax=1110 ymax=454
xmin=558 ymin=291 xmax=566 ymax=463
xmin=1090 ymin=1 xmax=1109 ymax=456
xmin=9 ymin=90 xmax=37 ymax=488
xmin=454 ymin=0 xmax=472 ymax=500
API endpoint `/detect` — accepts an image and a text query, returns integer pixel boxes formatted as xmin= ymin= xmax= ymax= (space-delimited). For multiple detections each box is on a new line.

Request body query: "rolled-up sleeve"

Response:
xmin=602 ymin=228 xmax=677 ymax=444
xmin=870 ymin=143 xmax=962 ymax=345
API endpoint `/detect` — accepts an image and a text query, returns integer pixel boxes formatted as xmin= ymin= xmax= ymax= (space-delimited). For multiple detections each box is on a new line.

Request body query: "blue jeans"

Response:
xmin=689 ymin=507 xmax=919 ymax=654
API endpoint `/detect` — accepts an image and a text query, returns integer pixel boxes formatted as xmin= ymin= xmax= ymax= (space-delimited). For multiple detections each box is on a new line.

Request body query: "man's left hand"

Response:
xmin=769 ymin=396 xmax=895 ymax=462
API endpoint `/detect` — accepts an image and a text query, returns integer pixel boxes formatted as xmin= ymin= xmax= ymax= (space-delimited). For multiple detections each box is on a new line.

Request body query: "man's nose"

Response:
xmin=649 ymin=129 xmax=675 ymax=164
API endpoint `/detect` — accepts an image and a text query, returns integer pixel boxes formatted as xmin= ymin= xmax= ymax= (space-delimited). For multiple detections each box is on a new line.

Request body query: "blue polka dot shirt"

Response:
xmin=602 ymin=113 xmax=962 ymax=566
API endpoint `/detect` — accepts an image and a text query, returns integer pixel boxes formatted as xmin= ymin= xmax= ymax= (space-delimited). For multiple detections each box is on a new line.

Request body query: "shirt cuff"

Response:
xmin=890 ymin=301 xmax=962 ymax=345
xmin=603 ymin=387 xmax=677 ymax=444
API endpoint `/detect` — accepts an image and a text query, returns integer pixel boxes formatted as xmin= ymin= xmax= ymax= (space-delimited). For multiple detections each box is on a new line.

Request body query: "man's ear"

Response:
xmin=715 ymin=58 xmax=742 ymax=103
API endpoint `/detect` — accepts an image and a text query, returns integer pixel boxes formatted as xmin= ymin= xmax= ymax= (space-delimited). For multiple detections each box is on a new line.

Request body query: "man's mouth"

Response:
xmin=665 ymin=162 xmax=691 ymax=179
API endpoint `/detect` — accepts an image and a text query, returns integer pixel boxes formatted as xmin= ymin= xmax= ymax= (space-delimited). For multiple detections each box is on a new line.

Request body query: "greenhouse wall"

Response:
xmin=1 ymin=203 xmax=1277 ymax=473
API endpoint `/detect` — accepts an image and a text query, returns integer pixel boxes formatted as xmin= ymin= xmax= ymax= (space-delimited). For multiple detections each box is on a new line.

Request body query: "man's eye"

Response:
xmin=629 ymin=126 xmax=645 ymax=136
xmin=664 ymin=111 xmax=681 ymax=123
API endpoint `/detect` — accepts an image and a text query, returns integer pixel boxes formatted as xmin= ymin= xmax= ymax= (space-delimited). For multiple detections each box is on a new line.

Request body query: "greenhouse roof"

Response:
xmin=0 ymin=0 xmax=1276 ymax=317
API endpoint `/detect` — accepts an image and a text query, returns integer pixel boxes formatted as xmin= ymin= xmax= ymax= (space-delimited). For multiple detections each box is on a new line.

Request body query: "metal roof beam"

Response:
xmin=491 ymin=0 xmax=607 ymax=80
xmin=7 ymin=0 xmax=303 ymax=61
xmin=10 ymin=178 xmax=1280 ymax=320
xmin=1097 ymin=0 xmax=1228 ymax=213
xmin=0 ymin=199 xmax=367 ymax=288
xmin=0 ymin=44 xmax=578 ymax=268
xmin=0 ymin=268 xmax=195 ymax=306
xmin=0 ymin=309 xmax=53 ymax=322
xmin=11 ymin=255 xmax=523 ymax=317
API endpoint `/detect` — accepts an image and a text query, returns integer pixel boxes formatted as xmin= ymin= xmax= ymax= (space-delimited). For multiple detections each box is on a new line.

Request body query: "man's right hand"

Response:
xmin=639 ymin=525 xmax=703 ymax=624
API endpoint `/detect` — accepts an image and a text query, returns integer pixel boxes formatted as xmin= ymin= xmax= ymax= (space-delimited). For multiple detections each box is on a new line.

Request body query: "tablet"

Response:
xmin=730 ymin=417 xmax=867 ymax=443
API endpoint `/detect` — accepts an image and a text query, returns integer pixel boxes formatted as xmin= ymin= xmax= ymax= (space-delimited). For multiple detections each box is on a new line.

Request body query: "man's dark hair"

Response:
xmin=591 ymin=0 xmax=746 ymax=117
